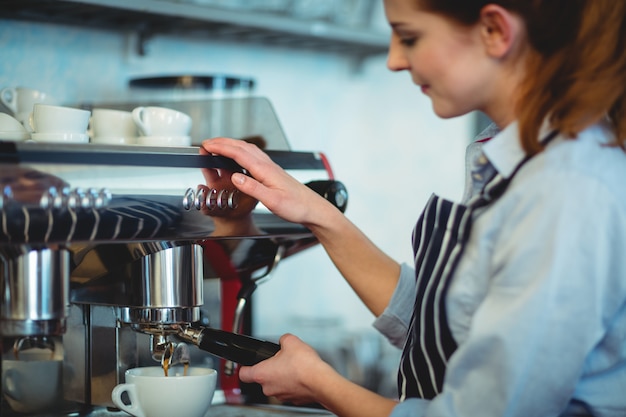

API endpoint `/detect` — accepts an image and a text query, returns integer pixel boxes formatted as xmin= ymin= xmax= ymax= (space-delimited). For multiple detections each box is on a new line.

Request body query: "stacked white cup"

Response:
xmin=29 ymin=104 xmax=91 ymax=143
xmin=90 ymin=108 xmax=138 ymax=145
xmin=132 ymin=106 xmax=192 ymax=147
xmin=0 ymin=87 xmax=56 ymax=132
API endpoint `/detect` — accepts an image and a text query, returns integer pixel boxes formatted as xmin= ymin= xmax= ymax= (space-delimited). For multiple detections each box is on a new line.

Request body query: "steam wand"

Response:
xmin=224 ymin=244 xmax=285 ymax=375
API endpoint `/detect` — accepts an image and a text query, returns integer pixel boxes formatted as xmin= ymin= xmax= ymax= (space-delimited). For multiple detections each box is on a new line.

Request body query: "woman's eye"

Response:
xmin=400 ymin=37 xmax=417 ymax=46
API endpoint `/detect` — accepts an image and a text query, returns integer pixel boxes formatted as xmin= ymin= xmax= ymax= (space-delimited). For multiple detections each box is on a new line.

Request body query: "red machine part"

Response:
xmin=201 ymin=241 xmax=245 ymax=404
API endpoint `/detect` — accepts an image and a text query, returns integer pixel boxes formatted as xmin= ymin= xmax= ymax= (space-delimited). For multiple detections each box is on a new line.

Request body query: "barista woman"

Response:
xmin=202 ymin=1 xmax=626 ymax=416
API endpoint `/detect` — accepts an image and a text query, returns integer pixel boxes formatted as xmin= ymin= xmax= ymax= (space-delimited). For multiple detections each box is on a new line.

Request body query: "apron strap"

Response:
xmin=469 ymin=130 xmax=559 ymax=210
xmin=399 ymin=129 xmax=559 ymax=400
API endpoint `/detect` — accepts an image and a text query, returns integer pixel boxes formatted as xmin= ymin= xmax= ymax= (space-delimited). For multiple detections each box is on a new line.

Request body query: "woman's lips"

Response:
xmin=420 ymin=85 xmax=430 ymax=94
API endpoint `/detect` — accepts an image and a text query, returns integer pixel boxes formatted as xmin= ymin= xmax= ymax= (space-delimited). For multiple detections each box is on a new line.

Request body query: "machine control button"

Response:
xmin=206 ymin=188 xmax=218 ymax=210
xmin=217 ymin=189 xmax=229 ymax=209
xmin=195 ymin=186 xmax=207 ymax=210
xmin=39 ymin=187 xmax=56 ymax=210
xmin=228 ymin=189 xmax=239 ymax=209
xmin=79 ymin=188 xmax=93 ymax=209
xmin=53 ymin=187 xmax=69 ymax=210
xmin=183 ymin=188 xmax=194 ymax=210
xmin=4 ymin=185 xmax=111 ymax=211
xmin=182 ymin=187 xmax=239 ymax=210
xmin=94 ymin=188 xmax=111 ymax=209
xmin=67 ymin=188 xmax=84 ymax=210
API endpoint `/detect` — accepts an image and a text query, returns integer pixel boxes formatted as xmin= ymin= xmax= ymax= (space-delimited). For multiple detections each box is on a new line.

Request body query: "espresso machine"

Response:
xmin=0 ymin=97 xmax=348 ymax=416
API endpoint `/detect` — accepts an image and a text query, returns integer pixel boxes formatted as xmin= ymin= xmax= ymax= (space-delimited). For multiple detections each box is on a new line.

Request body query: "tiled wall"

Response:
xmin=0 ymin=16 xmax=472 ymax=337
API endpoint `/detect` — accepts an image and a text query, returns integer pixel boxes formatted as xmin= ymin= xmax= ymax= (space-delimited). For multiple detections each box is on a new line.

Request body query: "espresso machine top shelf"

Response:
xmin=0 ymin=140 xmax=326 ymax=170
xmin=0 ymin=141 xmax=334 ymax=247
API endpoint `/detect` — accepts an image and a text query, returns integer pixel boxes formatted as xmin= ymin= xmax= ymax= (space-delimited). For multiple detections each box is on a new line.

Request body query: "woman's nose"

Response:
xmin=386 ymin=37 xmax=409 ymax=72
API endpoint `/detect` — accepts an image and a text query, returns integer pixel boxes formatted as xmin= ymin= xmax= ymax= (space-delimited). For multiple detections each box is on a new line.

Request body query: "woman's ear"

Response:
xmin=479 ymin=4 xmax=525 ymax=58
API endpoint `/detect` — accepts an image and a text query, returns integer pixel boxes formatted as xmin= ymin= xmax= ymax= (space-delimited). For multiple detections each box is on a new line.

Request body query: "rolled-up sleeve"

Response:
xmin=373 ymin=263 xmax=416 ymax=349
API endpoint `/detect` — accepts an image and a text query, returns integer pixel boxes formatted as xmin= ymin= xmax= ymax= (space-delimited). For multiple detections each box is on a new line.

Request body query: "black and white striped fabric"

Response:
xmin=398 ymin=131 xmax=558 ymax=401
xmin=398 ymin=174 xmax=502 ymax=400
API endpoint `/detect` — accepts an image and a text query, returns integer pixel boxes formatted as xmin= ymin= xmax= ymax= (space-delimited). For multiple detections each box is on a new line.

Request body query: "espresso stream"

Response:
xmin=163 ymin=360 xmax=189 ymax=377
xmin=161 ymin=343 xmax=189 ymax=377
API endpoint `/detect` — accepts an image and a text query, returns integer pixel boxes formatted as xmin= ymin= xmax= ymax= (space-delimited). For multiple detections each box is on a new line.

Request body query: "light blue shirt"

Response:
xmin=374 ymin=121 xmax=626 ymax=417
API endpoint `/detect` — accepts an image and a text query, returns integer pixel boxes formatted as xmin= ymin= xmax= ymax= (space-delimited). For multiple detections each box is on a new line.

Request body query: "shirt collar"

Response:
xmin=482 ymin=120 xmax=555 ymax=179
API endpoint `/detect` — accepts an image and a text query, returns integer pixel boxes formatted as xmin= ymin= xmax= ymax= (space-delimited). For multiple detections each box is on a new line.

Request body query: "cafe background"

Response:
xmin=0 ymin=0 xmax=475 ymax=395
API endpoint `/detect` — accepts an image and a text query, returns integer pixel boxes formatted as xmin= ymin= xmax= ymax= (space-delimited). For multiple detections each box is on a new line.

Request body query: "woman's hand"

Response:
xmin=201 ymin=137 xmax=331 ymax=226
xmin=239 ymin=334 xmax=398 ymax=417
xmin=238 ymin=333 xmax=333 ymax=405
xmin=199 ymin=146 xmax=260 ymax=219
xmin=203 ymin=137 xmax=401 ymax=318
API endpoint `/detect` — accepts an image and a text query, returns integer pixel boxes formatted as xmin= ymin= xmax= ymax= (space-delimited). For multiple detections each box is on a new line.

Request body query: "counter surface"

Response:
xmin=210 ymin=404 xmax=335 ymax=416
xmin=0 ymin=404 xmax=336 ymax=417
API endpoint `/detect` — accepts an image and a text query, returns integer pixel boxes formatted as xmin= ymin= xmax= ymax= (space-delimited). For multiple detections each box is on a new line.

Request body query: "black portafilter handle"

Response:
xmin=177 ymin=326 xmax=280 ymax=366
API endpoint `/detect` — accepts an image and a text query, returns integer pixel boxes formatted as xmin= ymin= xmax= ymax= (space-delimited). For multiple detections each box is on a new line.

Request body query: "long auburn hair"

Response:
xmin=416 ymin=0 xmax=626 ymax=154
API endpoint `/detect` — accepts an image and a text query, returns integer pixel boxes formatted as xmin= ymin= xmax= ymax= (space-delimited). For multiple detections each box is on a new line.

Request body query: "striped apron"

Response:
xmin=0 ymin=196 xmax=180 ymax=244
xmin=398 ymin=131 xmax=558 ymax=400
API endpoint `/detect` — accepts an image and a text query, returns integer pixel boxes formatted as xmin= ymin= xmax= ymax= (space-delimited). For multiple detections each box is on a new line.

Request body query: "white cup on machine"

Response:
xmin=0 ymin=87 xmax=56 ymax=130
xmin=111 ymin=366 xmax=217 ymax=417
xmin=132 ymin=106 xmax=192 ymax=147
xmin=29 ymin=103 xmax=91 ymax=143
xmin=2 ymin=349 xmax=63 ymax=413
xmin=89 ymin=108 xmax=138 ymax=145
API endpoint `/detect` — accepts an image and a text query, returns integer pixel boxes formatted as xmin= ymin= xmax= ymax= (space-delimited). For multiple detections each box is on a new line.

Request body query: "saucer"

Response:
xmin=0 ymin=113 xmax=28 ymax=132
xmin=136 ymin=135 xmax=191 ymax=147
xmin=91 ymin=136 xmax=137 ymax=145
xmin=31 ymin=132 xmax=90 ymax=143
xmin=0 ymin=131 xmax=30 ymax=141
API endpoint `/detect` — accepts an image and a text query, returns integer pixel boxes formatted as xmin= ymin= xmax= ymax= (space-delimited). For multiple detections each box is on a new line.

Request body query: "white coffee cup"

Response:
xmin=0 ymin=87 xmax=55 ymax=125
xmin=2 ymin=350 xmax=63 ymax=413
xmin=90 ymin=108 xmax=137 ymax=144
xmin=29 ymin=104 xmax=91 ymax=134
xmin=132 ymin=106 xmax=192 ymax=137
xmin=111 ymin=366 xmax=217 ymax=417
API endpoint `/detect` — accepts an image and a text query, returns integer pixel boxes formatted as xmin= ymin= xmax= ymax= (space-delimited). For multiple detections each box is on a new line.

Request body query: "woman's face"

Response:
xmin=384 ymin=0 xmax=499 ymax=119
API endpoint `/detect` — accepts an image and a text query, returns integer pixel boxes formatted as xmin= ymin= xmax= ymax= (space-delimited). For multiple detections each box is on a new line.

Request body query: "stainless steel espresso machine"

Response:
xmin=0 ymin=97 xmax=348 ymax=417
